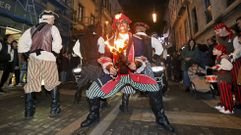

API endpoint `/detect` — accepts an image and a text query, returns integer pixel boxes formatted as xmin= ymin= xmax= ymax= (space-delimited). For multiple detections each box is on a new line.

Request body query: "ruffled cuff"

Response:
xmin=135 ymin=56 xmax=147 ymax=73
xmin=102 ymin=62 xmax=113 ymax=74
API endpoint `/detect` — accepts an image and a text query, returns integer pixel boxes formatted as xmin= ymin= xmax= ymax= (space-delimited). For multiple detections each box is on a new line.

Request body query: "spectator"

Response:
xmin=207 ymin=37 xmax=217 ymax=66
xmin=0 ymin=34 xmax=15 ymax=93
xmin=172 ymin=52 xmax=182 ymax=82
xmin=58 ymin=49 xmax=70 ymax=83
xmin=197 ymin=43 xmax=211 ymax=68
xmin=18 ymin=54 xmax=28 ymax=86
xmin=180 ymin=39 xmax=199 ymax=92
xmin=11 ymin=40 xmax=20 ymax=86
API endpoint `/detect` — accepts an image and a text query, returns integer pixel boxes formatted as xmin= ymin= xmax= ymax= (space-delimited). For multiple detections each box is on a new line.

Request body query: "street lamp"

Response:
xmin=152 ymin=12 xmax=157 ymax=23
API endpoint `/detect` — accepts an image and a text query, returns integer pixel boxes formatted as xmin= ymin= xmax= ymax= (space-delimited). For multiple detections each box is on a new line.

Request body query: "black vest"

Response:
xmin=0 ymin=41 xmax=11 ymax=63
xmin=79 ymin=34 xmax=99 ymax=65
xmin=133 ymin=35 xmax=153 ymax=62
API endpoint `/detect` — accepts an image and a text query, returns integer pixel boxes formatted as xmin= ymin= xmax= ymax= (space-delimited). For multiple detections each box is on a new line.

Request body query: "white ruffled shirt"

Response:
xmin=18 ymin=25 xmax=62 ymax=61
xmin=231 ymin=36 xmax=241 ymax=60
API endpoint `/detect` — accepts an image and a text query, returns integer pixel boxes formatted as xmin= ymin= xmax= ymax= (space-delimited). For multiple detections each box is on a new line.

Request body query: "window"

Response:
xmin=227 ymin=0 xmax=236 ymax=6
xmin=204 ymin=0 xmax=212 ymax=23
xmin=191 ymin=8 xmax=199 ymax=33
xmin=90 ymin=14 xmax=95 ymax=25
xmin=78 ymin=4 xmax=84 ymax=21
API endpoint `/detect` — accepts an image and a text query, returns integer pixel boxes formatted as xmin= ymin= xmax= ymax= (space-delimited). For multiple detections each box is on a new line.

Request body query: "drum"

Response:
xmin=205 ymin=75 xmax=218 ymax=83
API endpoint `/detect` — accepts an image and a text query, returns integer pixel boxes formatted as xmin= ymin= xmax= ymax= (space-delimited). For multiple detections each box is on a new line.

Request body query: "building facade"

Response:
xmin=167 ymin=0 xmax=241 ymax=50
xmin=0 ymin=0 xmax=73 ymax=48
xmin=0 ymin=0 xmax=122 ymax=49
xmin=72 ymin=0 xmax=122 ymax=38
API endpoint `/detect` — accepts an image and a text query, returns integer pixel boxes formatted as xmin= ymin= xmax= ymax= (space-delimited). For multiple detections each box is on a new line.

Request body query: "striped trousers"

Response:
xmin=86 ymin=75 xmax=159 ymax=99
xmin=121 ymin=62 xmax=156 ymax=94
xmin=231 ymin=58 xmax=241 ymax=104
xmin=24 ymin=56 xmax=60 ymax=93
xmin=218 ymin=81 xmax=234 ymax=112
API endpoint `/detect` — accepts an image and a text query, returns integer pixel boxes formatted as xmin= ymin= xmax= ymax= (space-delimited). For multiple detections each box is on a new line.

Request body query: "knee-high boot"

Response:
xmin=49 ymin=87 xmax=61 ymax=118
xmin=148 ymin=90 xmax=174 ymax=132
xmin=100 ymin=98 xmax=109 ymax=109
xmin=81 ymin=98 xmax=100 ymax=127
xmin=24 ymin=92 xmax=35 ymax=119
xmin=74 ymin=86 xmax=82 ymax=104
xmin=119 ymin=93 xmax=130 ymax=113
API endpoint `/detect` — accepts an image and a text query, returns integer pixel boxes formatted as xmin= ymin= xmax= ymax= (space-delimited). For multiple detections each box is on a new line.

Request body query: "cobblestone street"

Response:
xmin=0 ymin=82 xmax=241 ymax=135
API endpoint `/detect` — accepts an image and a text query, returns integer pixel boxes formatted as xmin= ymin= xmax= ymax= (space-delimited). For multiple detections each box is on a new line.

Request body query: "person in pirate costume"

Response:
xmin=119 ymin=22 xmax=164 ymax=113
xmin=72 ymin=24 xmax=109 ymax=108
xmin=80 ymin=13 xmax=174 ymax=132
xmin=18 ymin=10 xmax=62 ymax=119
xmin=211 ymin=44 xmax=234 ymax=114
xmin=229 ymin=17 xmax=241 ymax=108
xmin=214 ymin=23 xmax=234 ymax=54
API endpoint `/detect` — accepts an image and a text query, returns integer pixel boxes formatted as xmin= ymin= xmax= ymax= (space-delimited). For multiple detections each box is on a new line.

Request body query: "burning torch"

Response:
xmin=105 ymin=33 xmax=131 ymax=77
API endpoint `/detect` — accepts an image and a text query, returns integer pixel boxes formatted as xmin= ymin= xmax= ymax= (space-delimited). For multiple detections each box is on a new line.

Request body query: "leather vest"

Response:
xmin=79 ymin=34 xmax=99 ymax=65
xmin=30 ymin=23 xmax=53 ymax=53
xmin=133 ymin=35 xmax=152 ymax=62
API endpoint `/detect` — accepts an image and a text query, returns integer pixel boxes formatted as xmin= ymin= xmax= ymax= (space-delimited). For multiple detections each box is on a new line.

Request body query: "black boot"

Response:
xmin=100 ymin=98 xmax=109 ymax=109
xmin=49 ymin=87 xmax=61 ymax=118
xmin=24 ymin=93 xmax=35 ymax=119
xmin=119 ymin=94 xmax=130 ymax=113
xmin=74 ymin=86 xmax=82 ymax=104
xmin=81 ymin=98 xmax=100 ymax=127
xmin=148 ymin=90 xmax=174 ymax=132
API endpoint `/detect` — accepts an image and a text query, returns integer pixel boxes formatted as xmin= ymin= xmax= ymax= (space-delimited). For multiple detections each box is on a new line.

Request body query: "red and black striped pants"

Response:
xmin=231 ymin=58 xmax=241 ymax=104
xmin=218 ymin=81 xmax=234 ymax=112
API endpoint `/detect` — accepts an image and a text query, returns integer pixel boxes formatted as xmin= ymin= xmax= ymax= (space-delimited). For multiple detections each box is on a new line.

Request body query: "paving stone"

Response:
xmin=1 ymin=83 xmax=241 ymax=135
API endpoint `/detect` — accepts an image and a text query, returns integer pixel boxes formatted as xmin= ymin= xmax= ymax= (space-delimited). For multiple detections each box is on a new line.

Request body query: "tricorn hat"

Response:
xmin=134 ymin=22 xmax=150 ymax=30
xmin=39 ymin=10 xmax=59 ymax=19
xmin=112 ymin=13 xmax=132 ymax=30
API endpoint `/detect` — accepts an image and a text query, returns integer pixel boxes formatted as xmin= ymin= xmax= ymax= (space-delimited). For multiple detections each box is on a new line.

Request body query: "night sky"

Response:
xmin=118 ymin=0 xmax=168 ymax=35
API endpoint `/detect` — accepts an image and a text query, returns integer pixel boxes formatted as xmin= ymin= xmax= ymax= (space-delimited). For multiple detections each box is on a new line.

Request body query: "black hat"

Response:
xmin=134 ymin=22 xmax=150 ymax=30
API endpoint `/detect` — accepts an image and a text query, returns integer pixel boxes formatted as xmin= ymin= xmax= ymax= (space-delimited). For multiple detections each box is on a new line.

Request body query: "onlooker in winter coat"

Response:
xmin=180 ymin=39 xmax=199 ymax=92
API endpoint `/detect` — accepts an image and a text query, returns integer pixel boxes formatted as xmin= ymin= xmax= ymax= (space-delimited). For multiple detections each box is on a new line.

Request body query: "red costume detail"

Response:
xmin=101 ymin=73 xmax=157 ymax=94
xmin=214 ymin=44 xmax=227 ymax=54
xmin=214 ymin=23 xmax=233 ymax=41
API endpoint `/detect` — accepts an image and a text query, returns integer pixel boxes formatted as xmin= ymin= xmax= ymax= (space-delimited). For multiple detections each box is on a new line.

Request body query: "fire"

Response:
xmin=105 ymin=33 xmax=129 ymax=54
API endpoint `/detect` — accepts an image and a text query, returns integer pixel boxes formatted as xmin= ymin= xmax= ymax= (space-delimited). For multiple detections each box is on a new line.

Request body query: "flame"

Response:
xmin=105 ymin=33 xmax=129 ymax=54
